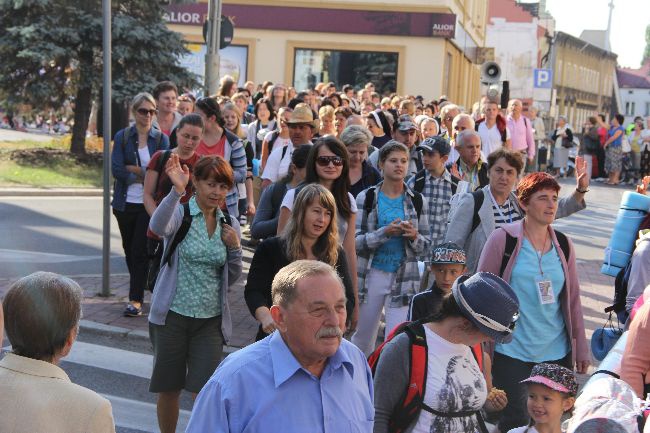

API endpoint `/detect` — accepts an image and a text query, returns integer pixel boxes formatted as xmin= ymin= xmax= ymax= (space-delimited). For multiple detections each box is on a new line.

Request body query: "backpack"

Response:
xmin=363 ymin=186 xmax=423 ymax=220
xmin=368 ymin=320 xmax=488 ymax=433
xmin=475 ymin=117 xmax=507 ymax=144
xmin=499 ymin=230 xmax=570 ymax=278
xmin=146 ymin=202 xmax=232 ymax=291
xmin=412 ymin=169 xmax=459 ymax=196
xmin=267 ymin=130 xmax=281 ymax=155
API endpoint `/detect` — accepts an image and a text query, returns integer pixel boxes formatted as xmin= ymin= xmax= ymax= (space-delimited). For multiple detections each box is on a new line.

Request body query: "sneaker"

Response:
xmin=124 ymin=303 xmax=142 ymax=317
xmin=594 ymin=177 xmax=606 ymax=182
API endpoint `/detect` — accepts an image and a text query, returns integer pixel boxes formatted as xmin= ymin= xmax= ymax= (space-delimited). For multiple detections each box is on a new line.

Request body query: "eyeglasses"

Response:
xmin=316 ymin=155 xmax=344 ymax=167
xmin=137 ymin=108 xmax=157 ymax=116
xmin=455 ymin=285 xmax=519 ymax=335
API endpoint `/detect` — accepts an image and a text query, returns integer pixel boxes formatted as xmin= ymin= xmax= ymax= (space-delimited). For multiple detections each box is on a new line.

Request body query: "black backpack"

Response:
xmin=499 ymin=229 xmax=570 ymax=277
xmin=146 ymin=202 xmax=232 ymax=291
xmin=363 ymin=186 xmax=423 ymax=220
xmin=412 ymin=168 xmax=460 ymax=196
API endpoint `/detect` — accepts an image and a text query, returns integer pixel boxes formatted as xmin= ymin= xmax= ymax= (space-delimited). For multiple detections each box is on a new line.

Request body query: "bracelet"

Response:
xmin=576 ymin=188 xmax=589 ymax=194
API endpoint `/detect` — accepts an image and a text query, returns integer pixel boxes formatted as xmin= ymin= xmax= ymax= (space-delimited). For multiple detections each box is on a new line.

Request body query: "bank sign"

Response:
xmin=431 ymin=14 xmax=456 ymax=38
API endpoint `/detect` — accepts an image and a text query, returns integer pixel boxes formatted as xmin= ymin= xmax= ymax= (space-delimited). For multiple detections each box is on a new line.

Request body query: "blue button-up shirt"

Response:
xmin=185 ymin=332 xmax=374 ymax=433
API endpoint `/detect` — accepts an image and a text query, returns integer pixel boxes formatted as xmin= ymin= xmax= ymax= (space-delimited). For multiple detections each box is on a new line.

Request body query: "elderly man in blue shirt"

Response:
xmin=186 ymin=260 xmax=374 ymax=433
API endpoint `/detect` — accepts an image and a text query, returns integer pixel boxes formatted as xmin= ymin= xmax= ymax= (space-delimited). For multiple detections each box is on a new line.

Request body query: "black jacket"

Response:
xmin=244 ymin=237 xmax=355 ymax=338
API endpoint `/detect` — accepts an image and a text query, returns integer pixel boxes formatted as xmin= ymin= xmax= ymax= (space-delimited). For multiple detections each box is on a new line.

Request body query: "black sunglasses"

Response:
xmin=137 ymin=108 xmax=157 ymax=116
xmin=316 ymin=155 xmax=343 ymax=167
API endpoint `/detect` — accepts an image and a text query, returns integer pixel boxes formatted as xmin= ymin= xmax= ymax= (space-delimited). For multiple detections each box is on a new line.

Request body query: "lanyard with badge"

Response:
xmin=457 ymin=162 xmax=479 ymax=188
xmin=486 ymin=187 xmax=513 ymax=224
xmin=525 ymin=223 xmax=556 ymax=305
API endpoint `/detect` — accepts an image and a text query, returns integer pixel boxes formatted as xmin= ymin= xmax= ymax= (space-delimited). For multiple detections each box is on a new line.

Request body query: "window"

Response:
xmin=293 ymin=48 xmax=398 ymax=94
xmin=646 ymin=102 xmax=650 ymax=117
xmin=625 ymin=102 xmax=636 ymax=116
xmin=443 ymin=52 xmax=452 ymax=97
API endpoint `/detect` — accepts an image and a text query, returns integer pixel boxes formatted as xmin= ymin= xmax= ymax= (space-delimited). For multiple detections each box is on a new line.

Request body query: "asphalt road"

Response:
xmin=0 ymin=196 xmax=127 ymax=278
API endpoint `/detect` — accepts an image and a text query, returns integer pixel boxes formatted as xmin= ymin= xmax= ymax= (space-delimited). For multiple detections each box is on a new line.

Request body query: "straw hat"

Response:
xmin=285 ymin=103 xmax=319 ymax=129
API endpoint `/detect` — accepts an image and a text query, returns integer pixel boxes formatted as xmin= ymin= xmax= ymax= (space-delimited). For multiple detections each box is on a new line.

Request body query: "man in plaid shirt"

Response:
xmin=407 ymin=136 xmax=460 ymax=261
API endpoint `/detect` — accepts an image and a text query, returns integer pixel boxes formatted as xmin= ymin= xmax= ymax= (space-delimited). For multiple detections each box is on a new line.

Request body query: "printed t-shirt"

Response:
xmin=411 ymin=325 xmax=487 ymax=433
xmin=147 ymin=150 xmax=200 ymax=204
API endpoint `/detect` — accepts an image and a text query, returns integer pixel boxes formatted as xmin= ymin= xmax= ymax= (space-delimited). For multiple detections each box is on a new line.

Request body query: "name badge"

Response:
xmin=535 ymin=276 xmax=555 ymax=305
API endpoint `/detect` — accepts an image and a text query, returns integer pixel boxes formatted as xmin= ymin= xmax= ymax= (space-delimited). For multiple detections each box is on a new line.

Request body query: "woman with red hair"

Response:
xmin=476 ymin=172 xmax=589 ymax=432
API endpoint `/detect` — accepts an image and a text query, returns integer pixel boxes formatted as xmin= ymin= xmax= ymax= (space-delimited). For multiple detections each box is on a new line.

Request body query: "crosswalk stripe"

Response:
xmin=101 ymin=393 xmax=191 ymax=433
xmin=66 ymin=341 xmax=153 ymax=379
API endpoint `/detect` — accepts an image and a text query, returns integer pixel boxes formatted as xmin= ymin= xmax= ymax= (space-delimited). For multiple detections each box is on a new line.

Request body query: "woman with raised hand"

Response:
xmin=476 ymin=172 xmax=589 ymax=433
xmin=147 ymin=155 xmax=242 ymax=433
xmin=245 ymin=184 xmax=355 ymax=340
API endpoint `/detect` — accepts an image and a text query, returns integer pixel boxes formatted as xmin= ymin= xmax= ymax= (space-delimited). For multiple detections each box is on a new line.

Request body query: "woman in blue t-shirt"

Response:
xmin=604 ymin=113 xmax=627 ymax=185
xmin=477 ymin=172 xmax=589 ymax=433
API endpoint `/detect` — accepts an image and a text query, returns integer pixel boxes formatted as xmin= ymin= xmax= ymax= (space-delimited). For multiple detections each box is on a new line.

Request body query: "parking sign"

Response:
xmin=534 ymin=69 xmax=553 ymax=88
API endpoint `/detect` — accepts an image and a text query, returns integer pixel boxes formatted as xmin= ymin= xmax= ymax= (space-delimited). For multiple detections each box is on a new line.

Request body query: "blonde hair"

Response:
xmin=318 ymin=105 xmax=335 ymax=120
xmin=131 ymin=92 xmax=156 ymax=113
xmin=282 ymin=184 xmax=339 ymax=266
xmin=222 ymin=102 xmax=246 ymax=139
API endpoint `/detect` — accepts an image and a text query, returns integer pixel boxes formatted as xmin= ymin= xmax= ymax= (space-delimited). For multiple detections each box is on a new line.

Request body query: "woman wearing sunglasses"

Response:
xmin=245 ymin=184 xmax=355 ymax=340
xmin=112 ymin=92 xmax=169 ymax=317
xmin=277 ymin=136 xmax=360 ymax=330
xmin=373 ymin=272 xmax=519 ymax=433
xmin=476 ymin=172 xmax=589 ymax=433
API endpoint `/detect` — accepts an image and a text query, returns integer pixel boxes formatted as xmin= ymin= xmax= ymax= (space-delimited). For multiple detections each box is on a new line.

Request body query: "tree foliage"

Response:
xmin=641 ymin=24 xmax=650 ymax=64
xmin=0 ymin=0 xmax=199 ymax=153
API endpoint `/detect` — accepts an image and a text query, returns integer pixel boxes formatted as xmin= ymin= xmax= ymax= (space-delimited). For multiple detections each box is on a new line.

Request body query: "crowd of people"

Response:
xmin=3 ymin=77 xmax=650 ymax=433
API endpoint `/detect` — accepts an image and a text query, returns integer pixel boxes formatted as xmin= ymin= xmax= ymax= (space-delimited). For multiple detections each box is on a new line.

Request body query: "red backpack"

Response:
xmin=368 ymin=320 xmax=486 ymax=433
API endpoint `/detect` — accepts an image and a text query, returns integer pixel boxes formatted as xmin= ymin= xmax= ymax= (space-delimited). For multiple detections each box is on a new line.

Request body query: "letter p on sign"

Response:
xmin=534 ymin=69 xmax=552 ymax=89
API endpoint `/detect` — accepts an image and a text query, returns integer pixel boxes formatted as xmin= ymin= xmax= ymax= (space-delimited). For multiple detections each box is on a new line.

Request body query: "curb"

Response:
xmin=78 ymin=320 xmax=240 ymax=354
xmin=0 ymin=188 xmax=103 ymax=197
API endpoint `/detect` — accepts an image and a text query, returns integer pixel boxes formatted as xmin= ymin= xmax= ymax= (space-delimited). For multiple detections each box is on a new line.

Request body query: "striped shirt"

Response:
xmin=492 ymin=198 xmax=523 ymax=228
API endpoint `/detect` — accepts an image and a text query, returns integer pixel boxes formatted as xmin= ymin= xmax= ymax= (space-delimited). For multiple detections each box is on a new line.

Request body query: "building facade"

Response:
xmin=617 ymin=61 xmax=650 ymax=125
xmin=551 ymin=31 xmax=617 ymax=129
xmin=165 ymin=0 xmax=489 ymax=107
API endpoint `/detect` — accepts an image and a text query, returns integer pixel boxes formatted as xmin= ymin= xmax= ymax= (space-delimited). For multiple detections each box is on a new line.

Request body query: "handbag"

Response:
xmin=591 ymin=312 xmax=624 ymax=361
xmin=621 ymin=134 xmax=632 ymax=153
xmin=561 ymin=136 xmax=573 ymax=148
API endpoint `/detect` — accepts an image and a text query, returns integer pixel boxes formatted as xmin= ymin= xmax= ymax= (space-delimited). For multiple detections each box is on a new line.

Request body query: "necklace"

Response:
xmin=524 ymin=223 xmax=549 ymax=276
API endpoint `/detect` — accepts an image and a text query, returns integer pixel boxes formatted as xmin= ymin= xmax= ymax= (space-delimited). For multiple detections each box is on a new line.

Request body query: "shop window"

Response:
xmin=293 ymin=48 xmax=398 ymax=95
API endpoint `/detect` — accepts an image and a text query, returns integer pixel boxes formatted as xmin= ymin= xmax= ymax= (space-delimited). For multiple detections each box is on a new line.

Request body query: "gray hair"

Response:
xmin=3 ymin=272 xmax=83 ymax=361
xmin=346 ymin=114 xmax=364 ymax=127
xmin=131 ymin=92 xmax=156 ymax=112
xmin=440 ymin=103 xmax=460 ymax=119
xmin=452 ymin=113 xmax=475 ymax=131
xmin=272 ymin=260 xmax=344 ymax=307
xmin=340 ymin=125 xmax=372 ymax=148
xmin=456 ymin=129 xmax=481 ymax=148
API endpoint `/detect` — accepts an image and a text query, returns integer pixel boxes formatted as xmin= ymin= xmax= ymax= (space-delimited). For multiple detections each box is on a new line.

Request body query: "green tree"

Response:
xmin=0 ymin=0 xmax=198 ymax=154
xmin=641 ymin=24 xmax=650 ymax=64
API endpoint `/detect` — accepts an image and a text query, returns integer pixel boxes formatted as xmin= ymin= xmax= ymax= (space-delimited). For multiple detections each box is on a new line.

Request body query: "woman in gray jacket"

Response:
xmin=445 ymin=149 xmax=589 ymax=273
xmin=147 ymin=154 xmax=243 ymax=433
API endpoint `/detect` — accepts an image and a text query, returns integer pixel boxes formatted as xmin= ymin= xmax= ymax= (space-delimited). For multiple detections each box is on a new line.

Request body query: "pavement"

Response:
xmin=0 ymin=242 xmax=260 ymax=350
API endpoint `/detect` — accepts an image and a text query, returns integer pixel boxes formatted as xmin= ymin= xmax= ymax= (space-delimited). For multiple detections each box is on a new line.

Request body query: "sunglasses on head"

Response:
xmin=316 ymin=155 xmax=343 ymax=167
xmin=137 ymin=108 xmax=157 ymax=116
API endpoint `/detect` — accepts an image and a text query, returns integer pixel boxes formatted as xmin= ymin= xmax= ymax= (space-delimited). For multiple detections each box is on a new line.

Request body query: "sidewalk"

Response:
xmin=0 ymin=245 xmax=260 ymax=349
xmin=0 ymin=247 xmax=615 ymax=351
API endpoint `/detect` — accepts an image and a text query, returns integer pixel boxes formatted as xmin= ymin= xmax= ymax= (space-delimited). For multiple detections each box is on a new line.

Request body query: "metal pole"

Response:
xmin=204 ymin=0 xmax=222 ymax=95
xmin=101 ymin=0 xmax=111 ymax=297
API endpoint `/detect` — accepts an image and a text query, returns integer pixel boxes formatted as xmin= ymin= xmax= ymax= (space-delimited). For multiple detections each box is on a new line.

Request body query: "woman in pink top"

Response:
xmin=621 ymin=301 xmax=650 ymax=398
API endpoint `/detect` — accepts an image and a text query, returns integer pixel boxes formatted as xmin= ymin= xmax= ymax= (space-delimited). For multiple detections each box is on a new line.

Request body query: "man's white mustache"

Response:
xmin=316 ymin=326 xmax=342 ymax=339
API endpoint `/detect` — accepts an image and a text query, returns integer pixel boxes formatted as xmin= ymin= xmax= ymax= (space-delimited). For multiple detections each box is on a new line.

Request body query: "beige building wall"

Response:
xmin=171 ymin=0 xmax=487 ymax=104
